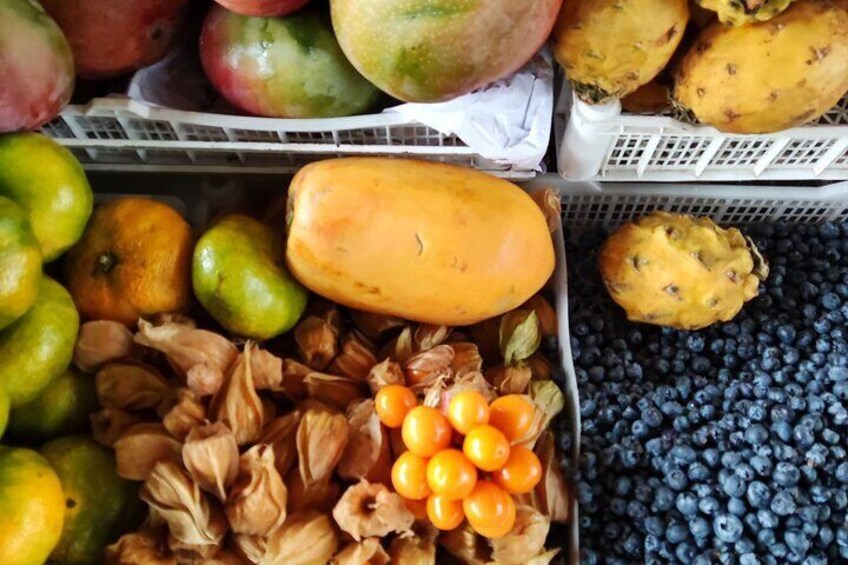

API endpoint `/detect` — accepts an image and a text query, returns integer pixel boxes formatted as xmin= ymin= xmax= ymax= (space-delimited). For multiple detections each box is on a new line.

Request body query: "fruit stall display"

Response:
xmin=0 ymin=135 xmax=574 ymax=564
xmin=554 ymin=0 xmax=848 ymax=181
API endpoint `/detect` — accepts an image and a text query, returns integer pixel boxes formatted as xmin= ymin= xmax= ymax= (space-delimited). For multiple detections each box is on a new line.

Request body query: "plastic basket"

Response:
xmin=555 ymin=84 xmax=848 ymax=183
xmin=42 ymin=98 xmax=537 ymax=179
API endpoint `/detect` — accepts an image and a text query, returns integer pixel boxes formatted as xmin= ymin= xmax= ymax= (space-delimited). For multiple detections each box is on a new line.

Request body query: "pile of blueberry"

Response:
xmin=565 ymin=222 xmax=848 ymax=564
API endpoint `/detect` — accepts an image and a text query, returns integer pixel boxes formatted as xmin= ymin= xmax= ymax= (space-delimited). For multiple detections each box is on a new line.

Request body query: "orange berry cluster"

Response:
xmin=375 ymin=385 xmax=542 ymax=539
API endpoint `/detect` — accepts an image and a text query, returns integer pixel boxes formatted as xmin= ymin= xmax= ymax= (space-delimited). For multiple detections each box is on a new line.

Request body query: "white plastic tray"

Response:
xmin=43 ymin=98 xmax=537 ymax=179
xmin=555 ymin=84 xmax=848 ymax=183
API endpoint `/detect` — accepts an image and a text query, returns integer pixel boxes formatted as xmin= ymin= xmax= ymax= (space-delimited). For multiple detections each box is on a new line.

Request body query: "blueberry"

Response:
xmin=751 ymin=455 xmax=773 ymax=476
xmin=666 ymin=522 xmax=689 ymax=544
xmin=785 ymin=529 xmax=810 ymax=554
xmin=736 ymin=463 xmax=755 ymax=481
xmin=836 ymin=462 xmax=848 ymax=482
xmin=774 ymin=462 xmax=801 ymax=487
xmin=728 ymin=497 xmax=746 ymax=516
xmin=699 ymin=496 xmax=720 ymax=515
xmin=666 ymin=469 xmax=688 ymax=491
xmin=702 ymin=448 xmax=720 ymax=468
xmin=654 ymin=486 xmax=675 ymax=511
xmin=758 ymin=509 xmax=779 ymax=528
xmin=722 ymin=474 xmax=747 ymax=498
xmin=771 ymin=490 xmax=798 ymax=516
xmin=714 ymin=514 xmax=744 ymax=543
xmin=676 ymin=492 xmax=699 ymax=516
xmin=747 ymin=481 xmax=771 ymax=509
xmin=627 ymin=501 xmax=647 ymax=520
xmin=758 ymin=528 xmax=776 ymax=546
xmin=823 ymin=292 xmax=841 ymax=310
xmin=675 ymin=542 xmax=696 ymax=562
xmin=739 ymin=554 xmax=760 ymax=565
xmin=671 ymin=445 xmax=697 ymax=465
xmin=645 ymin=516 xmax=665 ymax=536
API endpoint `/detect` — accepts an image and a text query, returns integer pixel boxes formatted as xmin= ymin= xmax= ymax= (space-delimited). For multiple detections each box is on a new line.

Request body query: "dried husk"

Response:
xmin=261 ymin=510 xmax=339 ymax=565
xmin=91 ymin=408 xmax=140 ymax=447
xmin=522 ymin=295 xmax=557 ymax=338
xmin=447 ymin=330 xmax=471 ymax=344
xmin=413 ymin=324 xmax=452 ymax=351
xmin=516 ymin=381 xmax=565 ymax=449
xmin=329 ymin=331 xmax=378 ymax=381
xmin=365 ymin=359 xmax=405 ymax=395
xmin=296 ymin=405 xmax=349 ymax=485
xmin=261 ymin=398 xmax=277 ymax=422
xmin=528 ymin=431 xmax=571 ymax=523
xmin=233 ymin=534 xmax=267 ymax=564
xmin=338 ymin=399 xmax=391 ymax=484
xmin=152 ymin=313 xmax=197 ymax=328
xmin=485 ymin=364 xmax=532 ymax=395
xmin=209 ymin=344 xmax=265 ymax=445
xmin=349 ymin=310 xmax=405 ymax=339
xmin=182 ymin=422 xmax=239 ymax=502
xmin=96 ymin=361 xmax=173 ymax=412
xmin=286 ymin=469 xmax=341 ymax=513
xmin=530 ymin=189 xmax=562 ymax=235
xmin=304 ymin=372 xmax=367 ymax=409
xmin=378 ymin=326 xmax=414 ymax=364
xmin=227 ymin=445 xmax=288 ymax=536
xmin=281 ymin=358 xmax=311 ymax=401
xmin=388 ymin=524 xmax=438 ymax=565
xmin=106 ymin=530 xmax=176 ymax=565
xmin=499 ymin=310 xmax=541 ymax=366
xmin=201 ymin=549 xmax=249 ymax=565
xmin=449 ymin=342 xmax=483 ymax=377
xmin=331 ymin=480 xmax=414 ymax=542
xmin=167 ymin=534 xmax=224 ymax=561
xmin=74 ymin=320 xmax=138 ymax=373
xmin=526 ymin=353 xmax=554 ymax=381
xmin=140 ymin=461 xmax=228 ymax=554
xmin=261 ymin=411 xmax=302 ymax=478
xmin=163 ymin=389 xmax=206 ymax=441
xmin=251 ymin=347 xmax=283 ymax=390
xmin=488 ymin=506 xmax=550 ymax=564
xmin=440 ymin=371 xmax=497 ymax=411
xmin=135 ymin=320 xmax=238 ymax=391
xmin=294 ymin=316 xmax=339 ymax=370
xmin=304 ymin=299 xmax=344 ymax=335
xmin=114 ymin=423 xmax=183 ymax=481
xmin=187 ymin=364 xmax=227 ymax=398
xmin=526 ymin=549 xmax=562 ymax=565
xmin=421 ymin=374 xmax=449 ymax=410
xmin=440 ymin=522 xmax=491 ymax=564
xmin=469 ymin=317 xmax=502 ymax=364
xmin=404 ymin=345 xmax=454 ymax=393
xmin=333 ymin=538 xmax=390 ymax=565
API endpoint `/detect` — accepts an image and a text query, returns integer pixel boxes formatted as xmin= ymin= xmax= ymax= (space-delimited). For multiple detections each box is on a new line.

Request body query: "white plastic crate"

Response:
xmin=555 ymin=84 xmax=848 ymax=183
xmin=42 ymin=98 xmax=537 ymax=179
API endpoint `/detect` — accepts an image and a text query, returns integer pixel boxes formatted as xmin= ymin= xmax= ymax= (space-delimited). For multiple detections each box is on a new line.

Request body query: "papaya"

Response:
xmin=330 ymin=0 xmax=563 ymax=103
xmin=285 ymin=158 xmax=555 ymax=326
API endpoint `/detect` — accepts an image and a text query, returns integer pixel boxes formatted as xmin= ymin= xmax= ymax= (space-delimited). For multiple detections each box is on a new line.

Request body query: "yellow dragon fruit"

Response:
xmin=551 ymin=0 xmax=690 ymax=103
xmin=598 ymin=212 xmax=768 ymax=330
xmin=696 ymin=0 xmax=797 ymax=25
xmin=674 ymin=0 xmax=848 ymax=134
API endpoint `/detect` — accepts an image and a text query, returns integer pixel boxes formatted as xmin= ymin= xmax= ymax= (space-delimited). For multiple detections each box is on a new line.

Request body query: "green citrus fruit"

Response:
xmin=193 ymin=214 xmax=307 ymax=339
xmin=8 ymin=368 xmax=97 ymax=444
xmin=41 ymin=436 xmax=144 ymax=565
xmin=0 ymin=276 xmax=79 ymax=407
xmin=0 ymin=387 xmax=9 ymax=440
xmin=0 ymin=196 xmax=42 ymax=331
xmin=0 ymin=133 xmax=93 ymax=262
xmin=0 ymin=446 xmax=65 ymax=565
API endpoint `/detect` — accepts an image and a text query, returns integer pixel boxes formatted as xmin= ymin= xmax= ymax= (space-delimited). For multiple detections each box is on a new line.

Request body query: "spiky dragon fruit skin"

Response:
xmin=697 ymin=0 xmax=797 ymax=25
xmin=40 ymin=0 xmax=189 ymax=79
xmin=551 ymin=0 xmax=690 ymax=104
xmin=674 ymin=0 xmax=848 ymax=134
xmin=599 ymin=212 xmax=766 ymax=331
xmin=213 ymin=0 xmax=312 ymax=17
xmin=0 ymin=0 xmax=74 ymax=133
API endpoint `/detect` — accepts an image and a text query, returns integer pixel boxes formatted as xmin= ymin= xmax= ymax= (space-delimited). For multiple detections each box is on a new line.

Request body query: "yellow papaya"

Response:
xmin=285 ymin=158 xmax=555 ymax=327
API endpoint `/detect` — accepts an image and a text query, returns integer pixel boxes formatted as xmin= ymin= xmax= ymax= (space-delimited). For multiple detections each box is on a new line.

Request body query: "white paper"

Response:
xmin=127 ymin=45 xmax=553 ymax=171
xmin=386 ymin=50 xmax=554 ymax=172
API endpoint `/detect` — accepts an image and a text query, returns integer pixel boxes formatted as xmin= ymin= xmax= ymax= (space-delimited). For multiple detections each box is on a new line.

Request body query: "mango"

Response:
xmin=0 ymin=0 xmax=74 ymax=132
xmin=330 ymin=0 xmax=563 ymax=102
xmin=40 ymin=0 xmax=189 ymax=79
xmin=200 ymin=6 xmax=379 ymax=118
xmin=214 ymin=0 xmax=312 ymax=16
xmin=0 ymin=196 xmax=42 ymax=331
